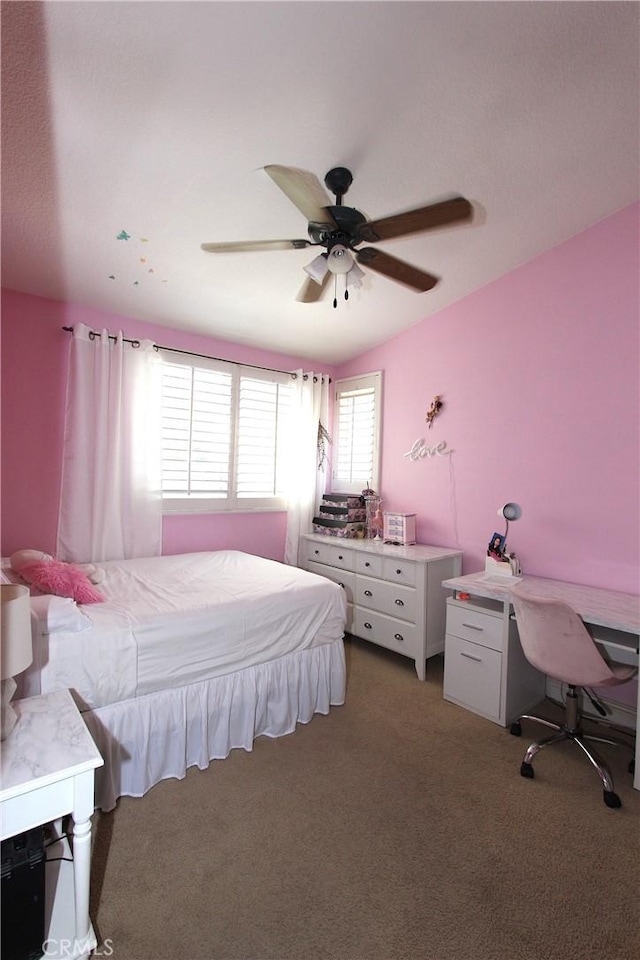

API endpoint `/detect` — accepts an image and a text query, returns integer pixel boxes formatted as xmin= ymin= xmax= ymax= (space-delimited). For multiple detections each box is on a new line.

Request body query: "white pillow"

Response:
xmin=1 ymin=559 xmax=21 ymax=584
xmin=30 ymin=595 xmax=93 ymax=634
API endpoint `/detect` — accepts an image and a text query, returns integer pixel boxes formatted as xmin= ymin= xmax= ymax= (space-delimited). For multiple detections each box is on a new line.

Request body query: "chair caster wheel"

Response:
xmin=510 ymin=722 xmax=522 ymax=737
xmin=603 ymin=790 xmax=621 ymax=808
xmin=520 ymin=762 xmax=534 ymax=779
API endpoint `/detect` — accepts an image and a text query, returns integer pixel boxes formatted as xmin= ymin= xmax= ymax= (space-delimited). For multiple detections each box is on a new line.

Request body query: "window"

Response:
xmin=331 ymin=371 xmax=382 ymax=494
xmin=160 ymin=354 xmax=293 ymax=513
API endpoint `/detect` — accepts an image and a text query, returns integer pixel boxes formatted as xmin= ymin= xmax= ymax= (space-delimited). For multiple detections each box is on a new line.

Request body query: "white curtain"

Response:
xmin=284 ymin=371 xmax=330 ymax=566
xmin=57 ymin=323 xmax=162 ymax=563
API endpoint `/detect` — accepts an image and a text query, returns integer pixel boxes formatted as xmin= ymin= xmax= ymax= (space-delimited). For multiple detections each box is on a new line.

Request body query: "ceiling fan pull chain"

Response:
xmin=333 ymin=274 xmax=338 ymax=309
xmin=344 ymin=275 xmax=349 ymax=301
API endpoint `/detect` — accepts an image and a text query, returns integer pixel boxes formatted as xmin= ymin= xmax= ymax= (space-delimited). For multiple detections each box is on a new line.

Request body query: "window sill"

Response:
xmin=162 ymin=499 xmax=288 ymax=516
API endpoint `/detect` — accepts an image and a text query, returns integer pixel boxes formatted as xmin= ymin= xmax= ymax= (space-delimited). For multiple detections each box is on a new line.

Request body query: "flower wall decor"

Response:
xmin=425 ymin=395 xmax=443 ymax=429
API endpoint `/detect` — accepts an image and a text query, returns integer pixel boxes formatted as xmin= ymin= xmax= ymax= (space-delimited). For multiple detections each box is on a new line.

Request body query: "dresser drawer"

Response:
xmin=381 ymin=557 xmax=416 ymax=586
xmin=355 ymin=575 xmax=416 ymax=622
xmin=353 ymin=607 xmax=418 ymax=656
xmin=354 ymin=553 xmax=384 ymax=577
xmin=306 ymin=561 xmax=355 ymax=606
xmin=304 ymin=540 xmax=354 ymax=571
xmin=443 ymin=635 xmax=502 ymax=721
xmin=446 ymin=601 xmax=503 ymax=651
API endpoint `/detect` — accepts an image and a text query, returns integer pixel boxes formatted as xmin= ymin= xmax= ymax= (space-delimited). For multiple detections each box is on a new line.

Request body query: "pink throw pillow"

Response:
xmin=21 ymin=560 xmax=105 ymax=604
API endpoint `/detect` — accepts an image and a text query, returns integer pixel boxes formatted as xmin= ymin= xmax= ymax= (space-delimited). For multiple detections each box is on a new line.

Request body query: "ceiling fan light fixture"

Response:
xmin=346 ymin=260 xmax=365 ymax=289
xmin=327 ymin=243 xmax=353 ymax=275
xmin=303 ymin=253 xmax=329 ymax=285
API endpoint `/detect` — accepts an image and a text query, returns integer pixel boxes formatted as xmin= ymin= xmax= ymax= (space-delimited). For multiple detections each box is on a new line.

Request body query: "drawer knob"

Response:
xmin=461 ymin=651 xmax=482 ymax=662
xmin=394 ymin=598 xmax=404 ymax=606
xmin=338 ymin=555 xmax=343 ymax=560
xmin=462 ymin=622 xmax=483 ymax=632
xmin=364 ymin=589 xmax=373 ymax=597
xmin=365 ymin=561 xmax=370 ymax=567
xmin=394 ymin=633 xmax=404 ymax=642
xmin=314 ymin=549 xmax=319 ymax=555
xmin=364 ymin=622 xmax=372 ymax=630
xmin=396 ymin=568 xmax=402 ymax=575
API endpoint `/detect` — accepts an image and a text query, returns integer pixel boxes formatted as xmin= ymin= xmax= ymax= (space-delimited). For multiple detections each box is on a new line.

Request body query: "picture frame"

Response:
xmin=488 ymin=532 xmax=506 ymax=556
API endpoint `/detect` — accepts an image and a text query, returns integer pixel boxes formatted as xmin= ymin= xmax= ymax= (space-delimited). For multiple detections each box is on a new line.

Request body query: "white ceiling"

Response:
xmin=2 ymin=1 xmax=638 ymax=365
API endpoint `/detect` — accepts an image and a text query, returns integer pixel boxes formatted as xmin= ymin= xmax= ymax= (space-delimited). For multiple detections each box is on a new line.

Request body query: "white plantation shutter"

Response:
xmin=332 ymin=372 xmax=382 ymax=494
xmin=336 ymin=387 xmax=375 ymax=482
xmin=161 ymin=361 xmax=233 ymax=499
xmin=160 ymin=355 xmax=292 ymax=512
xmin=236 ymin=375 xmax=292 ymax=498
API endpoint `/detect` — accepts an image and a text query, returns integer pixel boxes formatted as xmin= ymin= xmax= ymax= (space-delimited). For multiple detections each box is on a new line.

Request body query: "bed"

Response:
xmin=14 ymin=551 xmax=347 ymax=811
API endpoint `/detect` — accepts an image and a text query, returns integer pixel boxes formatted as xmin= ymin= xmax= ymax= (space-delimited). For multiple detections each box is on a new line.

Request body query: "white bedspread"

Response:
xmin=27 ymin=551 xmax=346 ymax=710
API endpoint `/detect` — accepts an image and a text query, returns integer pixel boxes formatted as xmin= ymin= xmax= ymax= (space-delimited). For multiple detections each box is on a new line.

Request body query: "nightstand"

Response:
xmin=0 ymin=689 xmax=104 ymax=960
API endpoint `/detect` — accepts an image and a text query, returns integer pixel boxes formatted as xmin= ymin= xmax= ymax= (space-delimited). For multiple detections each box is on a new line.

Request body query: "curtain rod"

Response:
xmin=61 ymin=327 xmax=330 ymax=381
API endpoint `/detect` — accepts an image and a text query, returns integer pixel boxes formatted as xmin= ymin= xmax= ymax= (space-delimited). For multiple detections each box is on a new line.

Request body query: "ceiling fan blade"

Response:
xmin=358 ymin=196 xmax=473 ymax=243
xmin=296 ymin=272 xmax=330 ymax=303
xmin=201 ymin=239 xmax=310 ymax=253
xmin=264 ymin=165 xmax=337 ymax=229
xmin=356 ymin=248 xmax=439 ymax=292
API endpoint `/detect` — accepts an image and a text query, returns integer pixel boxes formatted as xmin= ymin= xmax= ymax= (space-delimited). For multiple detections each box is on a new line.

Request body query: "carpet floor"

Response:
xmin=90 ymin=636 xmax=640 ymax=960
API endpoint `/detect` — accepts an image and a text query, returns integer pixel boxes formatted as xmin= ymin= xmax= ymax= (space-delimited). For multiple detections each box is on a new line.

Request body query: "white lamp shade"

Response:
xmin=498 ymin=503 xmax=522 ymax=522
xmin=1 ymin=583 xmax=33 ymax=679
xmin=345 ymin=260 xmax=365 ymax=289
xmin=303 ymin=253 xmax=329 ymax=285
xmin=327 ymin=244 xmax=353 ymax=275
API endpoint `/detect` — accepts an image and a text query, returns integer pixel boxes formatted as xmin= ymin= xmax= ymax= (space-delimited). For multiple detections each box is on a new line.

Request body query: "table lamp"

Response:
xmin=498 ymin=502 xmax=522 ymax=546
xmin=1 ymin=583 xmax=33 ymax=740
xmin=485 ymin=503 xmax=523 ymax=577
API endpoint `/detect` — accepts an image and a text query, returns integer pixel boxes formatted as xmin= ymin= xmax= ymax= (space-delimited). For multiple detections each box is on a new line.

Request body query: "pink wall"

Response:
xmin=2 ymin=204 xmax=638 ymax=591
xmin=336 ymin=203 xmax=640 ymax=594
xmin=0 ymin=291 xmax=335 ymax=561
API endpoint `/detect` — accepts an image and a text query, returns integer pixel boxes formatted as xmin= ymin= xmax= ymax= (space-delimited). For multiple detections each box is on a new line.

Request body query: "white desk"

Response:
xmin=0 ymin=689 xmax=104 ymax=960
xmin=441 ymin=572 xmax=639 ymax=790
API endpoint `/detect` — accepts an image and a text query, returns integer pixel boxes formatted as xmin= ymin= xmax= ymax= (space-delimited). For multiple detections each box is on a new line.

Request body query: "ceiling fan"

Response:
xmin=201 ymin=165 xmax=474 ymax=305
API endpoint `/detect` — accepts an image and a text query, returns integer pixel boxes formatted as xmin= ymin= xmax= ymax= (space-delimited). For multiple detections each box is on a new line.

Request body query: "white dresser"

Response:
xmin=300 ymin=534 xmax=462 ymax=680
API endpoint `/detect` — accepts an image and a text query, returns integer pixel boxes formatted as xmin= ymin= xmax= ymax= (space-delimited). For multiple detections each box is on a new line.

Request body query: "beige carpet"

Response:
xmin=90 ymin=636 xmax=640 ymax=960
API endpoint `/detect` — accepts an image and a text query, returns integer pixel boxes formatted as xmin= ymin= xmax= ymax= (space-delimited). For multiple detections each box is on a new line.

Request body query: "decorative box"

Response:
xmin=383 ymin=512 xmax=417 ymax=545
xmin=312 ymin=517 xmax=365 ymax=538
xmin=321 ymin=493 xmax=365 ymax=511
xmin=318 ymin=497 xmax=366 ymax=524
xmin=312 ymin=494 xmax=367 ymax=537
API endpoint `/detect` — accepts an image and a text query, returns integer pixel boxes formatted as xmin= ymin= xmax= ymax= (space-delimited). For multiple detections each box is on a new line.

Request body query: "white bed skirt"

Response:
xmin=83 ymin=636 xmax=346 ymax=811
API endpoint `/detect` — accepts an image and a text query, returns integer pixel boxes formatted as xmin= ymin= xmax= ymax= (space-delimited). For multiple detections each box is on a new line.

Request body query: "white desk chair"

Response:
xmin=510 ymin=586 xmax=637 ymax=808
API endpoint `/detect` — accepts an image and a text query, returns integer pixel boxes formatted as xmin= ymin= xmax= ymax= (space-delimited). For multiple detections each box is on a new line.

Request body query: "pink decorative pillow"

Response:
xmin=10 ymin=549 xmax=54 ymax=573
xmin=21 ymin=560 xmax=105 ymax=604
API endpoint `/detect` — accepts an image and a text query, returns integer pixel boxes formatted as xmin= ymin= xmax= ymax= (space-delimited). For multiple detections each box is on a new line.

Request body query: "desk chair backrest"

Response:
xmin=510 ymin=586 xmax=622 ymax=688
